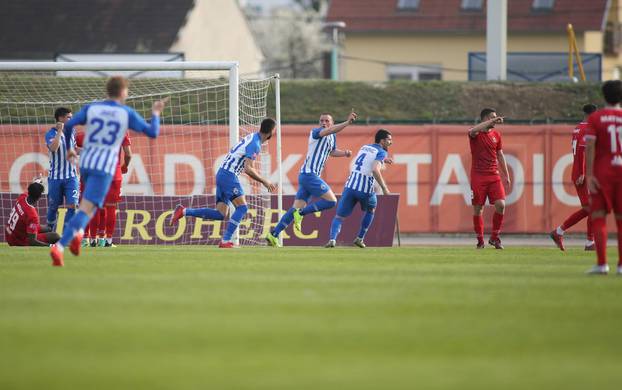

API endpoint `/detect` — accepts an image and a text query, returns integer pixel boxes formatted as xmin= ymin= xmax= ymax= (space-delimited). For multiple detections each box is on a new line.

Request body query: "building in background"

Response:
xmin=0 ymin=0 xmax=264 ymax=76
xmin=327 ymin=0 xmax=620 ymax=82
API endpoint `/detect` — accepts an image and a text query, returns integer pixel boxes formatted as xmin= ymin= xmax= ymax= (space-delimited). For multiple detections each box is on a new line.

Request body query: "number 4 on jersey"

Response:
xmin=354 ymin=153 xmax=367 ymax=171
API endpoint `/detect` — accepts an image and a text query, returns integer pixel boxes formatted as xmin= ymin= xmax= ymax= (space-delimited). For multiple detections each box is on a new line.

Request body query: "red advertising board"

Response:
xmin=0 ymin=123 xmax=595 ymax=234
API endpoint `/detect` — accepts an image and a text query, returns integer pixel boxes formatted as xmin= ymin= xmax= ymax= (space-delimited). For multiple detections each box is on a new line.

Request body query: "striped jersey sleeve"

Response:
xmin=219 ymin=133 xmax=262 ymax=176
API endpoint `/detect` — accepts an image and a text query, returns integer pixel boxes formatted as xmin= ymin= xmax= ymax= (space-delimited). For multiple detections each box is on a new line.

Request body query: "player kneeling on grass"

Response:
xmin=170 ymin=118 xmax=277 ymax=248
xmin=325 ymin=129 xmax=392 ymax=248
xmin=584 ymin=80 xmax=622 ymax=275
xmin=5 ymin=181 xmax=60 ymax=246
xmin=468 ymin=108 xmax=511 ymax=250
xmin=49 ymin=76 xmax=167 ymax=267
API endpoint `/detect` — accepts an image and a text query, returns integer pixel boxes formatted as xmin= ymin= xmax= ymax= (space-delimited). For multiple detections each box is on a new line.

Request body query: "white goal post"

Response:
xmin=0 ymin=61 xmax=283 ymax=246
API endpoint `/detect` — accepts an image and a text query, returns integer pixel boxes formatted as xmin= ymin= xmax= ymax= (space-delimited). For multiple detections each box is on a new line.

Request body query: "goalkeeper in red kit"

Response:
xmin=468 ymin=108 xmax=511 ymax=249
xmin=549 ymin=104 xmax=597 ymax=251
xmin=584 ymin=80 xmax=622 ymax=275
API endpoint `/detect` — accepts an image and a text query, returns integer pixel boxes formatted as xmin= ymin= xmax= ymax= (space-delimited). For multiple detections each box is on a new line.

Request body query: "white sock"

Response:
xmin=556 ymin=226 xmax=564 ymax=235
xmin=106 ymin=238 xmax=112 ymax=244
xmin=586 ymin=240 xmax=594 ymax=246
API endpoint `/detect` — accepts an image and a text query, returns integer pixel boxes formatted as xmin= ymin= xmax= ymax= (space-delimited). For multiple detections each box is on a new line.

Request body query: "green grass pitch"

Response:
xmin=1 ymin=244 xmax=621 ymax=390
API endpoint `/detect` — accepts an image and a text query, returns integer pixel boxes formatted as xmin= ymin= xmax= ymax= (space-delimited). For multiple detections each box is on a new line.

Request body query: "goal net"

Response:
xmin=0 ymin=62 xmax=281 ymax=246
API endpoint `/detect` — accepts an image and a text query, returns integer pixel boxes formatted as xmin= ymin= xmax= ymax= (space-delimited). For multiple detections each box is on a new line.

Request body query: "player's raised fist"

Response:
xmin=55 ymin=122 xmax=64 ymax=131
xmin=347 ymin=110 xmax=358 ymax=123
xmin=384 ymin=157 xmax=394 ymax=165
xmin=344 ymin=149 xmax=352 ymax=157
xmin=152 ymin=96 xmax=170 ymax=116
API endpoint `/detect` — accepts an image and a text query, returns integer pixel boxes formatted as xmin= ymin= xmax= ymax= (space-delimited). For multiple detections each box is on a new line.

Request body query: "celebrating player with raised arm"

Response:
xmin=5 ymin=181 xmax=60 ymax=247
xmin=50 ymin=76 xmax=167 ymax=266
xmin=468 ymin=108 xmax=511 ymax=250
xmin=170 ymin=118 xmax=277 ymax=248
xmin=325 ymin=129 xmax=392 ymax=248
xmin=584 ymin=80 xmax=622 ymax=275
xmin=549 ymin=104 xmax=597 ymax=251
xmin=266 ymin=111 xmax=357 ymax=247
xmin=45 ymin=107 xmax=79 ymax=230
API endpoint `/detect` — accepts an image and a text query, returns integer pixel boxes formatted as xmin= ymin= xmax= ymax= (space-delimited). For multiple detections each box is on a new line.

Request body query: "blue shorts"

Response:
xmin=80 ymin=168 xmax=114 ymax=208
xmin=47 ymin=176 xmax=79 ymax=209
xmin=296 ymin=173 xmax=330 ymax=203
xmin=216 ymin=169 xmax=244 ymax=204
xmin=336 ymin=188 xmax=377 ymax=217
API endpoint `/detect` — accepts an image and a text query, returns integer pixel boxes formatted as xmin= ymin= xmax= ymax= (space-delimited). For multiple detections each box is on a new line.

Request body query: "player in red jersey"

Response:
xmin=550 ymin=104 xmax=597 ymax=251
xmin=76 ymin=131 xmax=131 ymax=247
xmin=5 ymin=181 xmax=60 ymax=246
xmin=585 ymin=80 xmax=622 ymax=275
xmin=468 ymin=108 xmax=511 ymax=249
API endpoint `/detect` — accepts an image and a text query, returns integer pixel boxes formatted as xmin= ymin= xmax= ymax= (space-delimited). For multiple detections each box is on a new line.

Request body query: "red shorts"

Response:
xmin=575 ymin=182 xmax=589 ymax=207
xmin=590 ymin=179 xmax=622 ymax=214
xmin=80 ymin=179 xmax=122 ymax=204
xmin=104 ymin=179 xmax=122 ymax=204
xmin=471 ymin=174 xmax=505 ymax=206
xmin=7 ymin=232 xmax=50 ymax=246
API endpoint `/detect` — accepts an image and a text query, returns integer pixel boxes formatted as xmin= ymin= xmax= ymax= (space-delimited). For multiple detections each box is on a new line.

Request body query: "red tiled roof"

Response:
xmin=327 ymin=0 xmax=609 ymax=33
xmin=0 ymin=0 xmax=195 ymax=59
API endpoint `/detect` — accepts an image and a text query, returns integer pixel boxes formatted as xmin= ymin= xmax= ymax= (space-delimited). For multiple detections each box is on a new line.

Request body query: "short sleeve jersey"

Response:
xmin=469 ymin=129 xmax=502 ymax=176
xmin=5 ymin=193 xmax=39 ymax=243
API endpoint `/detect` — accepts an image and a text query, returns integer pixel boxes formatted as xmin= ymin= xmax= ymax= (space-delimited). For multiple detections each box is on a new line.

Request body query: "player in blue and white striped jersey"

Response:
xmin=50 ymin=76 xmax=167 ymax=266
xmin=266 ymin=111 xmax=357 ymax=247
xmin=326 ymin=129 xmax=393 ymax=248
xmin=170 ymin=118 xmax=277 ymax=248
xmin=45 ymin=107 xmax=79 ymax=230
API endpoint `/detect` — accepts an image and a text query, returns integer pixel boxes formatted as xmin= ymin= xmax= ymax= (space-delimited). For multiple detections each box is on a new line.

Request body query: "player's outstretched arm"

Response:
xmin=330 ymin=149 xmax=352 ymax=158
xmin=468 ymin=116 xmax=503 ymax=138
xmin=318 ymin=110 xmax=358 ymax=137
xmin=244 ymin=158 xmax=277 ymax=193
xmin=371 ymin=161 xmax=390 ymax=195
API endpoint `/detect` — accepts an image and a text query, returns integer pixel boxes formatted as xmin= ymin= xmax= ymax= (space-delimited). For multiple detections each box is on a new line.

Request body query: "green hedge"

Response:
xmin=270 ymin=80 xmax=603 ymax=124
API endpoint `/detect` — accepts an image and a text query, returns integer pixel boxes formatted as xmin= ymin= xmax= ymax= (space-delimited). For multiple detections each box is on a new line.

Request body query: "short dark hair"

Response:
xmin=375 ymin=128 xmax=392 ymax=143
xmin=106 ymin=76 xmax=129 ymax=98
xmin=602 ymin=80 xmax=622 ymax=105
xmin=480 ymin=108 xmax=496 ymax=120
xmin=260 ymin=118 xmax=276 ymax=134
xmin=27 ymin=182 xmax=45 ymax=202
xmin=583 ymin=104 xmax=597 ymax=115
xmin=54 ymin=107 xmax=71 ymax=121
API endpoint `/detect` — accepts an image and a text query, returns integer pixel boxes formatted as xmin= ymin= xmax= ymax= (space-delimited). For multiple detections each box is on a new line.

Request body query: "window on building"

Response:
xmin=386 ymin=65 xmax=442 ymax=81
xmin=461 ymin=0 xmax=483 ymax=11
xmin=397 ymin=0 xmax=420 ymax=11
xmin=532 ymin=0 xmax=555 ymax=11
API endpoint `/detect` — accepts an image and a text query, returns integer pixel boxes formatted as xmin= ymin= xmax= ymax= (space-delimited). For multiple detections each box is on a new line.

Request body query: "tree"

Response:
xmin=245 ymin=5 xmax=330 ymax=79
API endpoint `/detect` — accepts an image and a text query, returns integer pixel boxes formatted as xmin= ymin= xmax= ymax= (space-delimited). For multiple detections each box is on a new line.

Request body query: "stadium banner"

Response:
xmin=0 ymin=193 xmax=399 ymax=246
xmin=0 ymin=124 xmax=605 ymax=234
